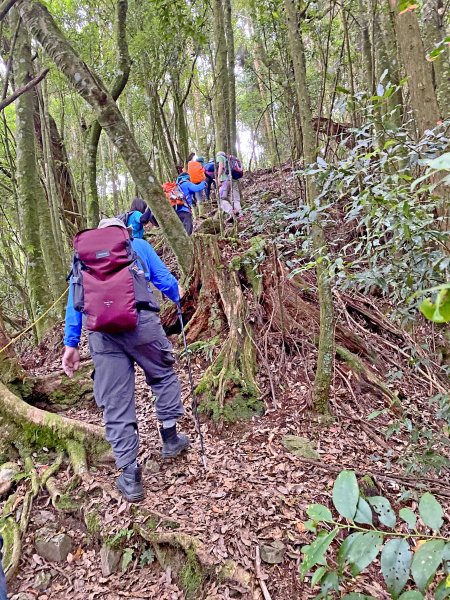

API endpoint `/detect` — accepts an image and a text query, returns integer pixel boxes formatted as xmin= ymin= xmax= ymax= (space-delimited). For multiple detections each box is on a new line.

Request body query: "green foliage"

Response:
xmin=300 ymin=470 xmax=450 ymax=598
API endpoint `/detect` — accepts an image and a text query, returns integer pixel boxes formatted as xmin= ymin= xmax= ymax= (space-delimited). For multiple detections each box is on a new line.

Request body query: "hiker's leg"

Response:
xmin=178 ymin=210 xmax=193 ymax=235
xmin=205 ymin=177 xmax=212 ymax=200
xmin=219 ymin=180 xmax=233 ymax=215
xmin=127 ymin=311 xmax=184 ymax=424
xmin=231 ymin=182 xmax=242 ymax=215
xmin=88 ymin=332 xmax=138 ymax=470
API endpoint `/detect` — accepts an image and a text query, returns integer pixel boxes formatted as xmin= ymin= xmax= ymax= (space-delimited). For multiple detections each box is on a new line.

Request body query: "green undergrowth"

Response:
xmin=179 ymin=546 xmax=205 ymax=599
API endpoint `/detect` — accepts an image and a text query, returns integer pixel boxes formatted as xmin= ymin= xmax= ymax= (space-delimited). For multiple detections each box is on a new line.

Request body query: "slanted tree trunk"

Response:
xmin=422 ymin=0 xmax=450 ymax=119
xmin=18 ymin=0 xmax=193 ymax=276
xmin=12 ymin=11 xmax=66 ymax=338
xmin=284 ymin=0 xmax=335 ymax=416
xmin=86 ymin=0 xmax=130 ymax=227
xmin=391 ymin=1 xmax=441 ymax=135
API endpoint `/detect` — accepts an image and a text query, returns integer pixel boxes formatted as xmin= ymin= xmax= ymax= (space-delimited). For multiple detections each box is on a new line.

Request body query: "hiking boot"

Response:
xmin=160 ymin=425 xmax=191 ymax=459
xmin=116 ymin=463 xmax=144 ymax=502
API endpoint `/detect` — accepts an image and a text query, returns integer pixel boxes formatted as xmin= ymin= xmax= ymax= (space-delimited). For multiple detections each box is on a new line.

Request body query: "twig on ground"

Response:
xmin=255 ymin=545 xmax=273 ymax=600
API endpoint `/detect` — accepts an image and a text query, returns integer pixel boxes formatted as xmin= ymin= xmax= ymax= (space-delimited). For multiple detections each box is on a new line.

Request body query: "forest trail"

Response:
xmin=7 ymin=167 xmax=449 ymax=600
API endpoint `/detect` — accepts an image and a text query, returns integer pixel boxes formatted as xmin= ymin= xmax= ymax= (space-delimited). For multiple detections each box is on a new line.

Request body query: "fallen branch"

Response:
xmin=0 ymin=68 xmax=49 ymax=112
xmin=255 ymin=545 xmax=273 ymax=600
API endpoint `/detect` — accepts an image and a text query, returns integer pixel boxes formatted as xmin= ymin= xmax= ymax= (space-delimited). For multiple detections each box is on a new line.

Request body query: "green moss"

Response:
xmin=55 ymin=493 xmax=80 ymax=513
xmin=85 ymin=511 xmax=101 ymax=535
xmin=179 ymin=546 xmax=204 ymax=599
xmin=21 ymin=420 xmax=64 ymax=450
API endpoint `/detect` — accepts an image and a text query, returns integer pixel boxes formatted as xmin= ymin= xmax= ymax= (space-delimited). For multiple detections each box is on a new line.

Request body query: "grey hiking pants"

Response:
xmin=88 ymin=310 xmax=184 ymax=469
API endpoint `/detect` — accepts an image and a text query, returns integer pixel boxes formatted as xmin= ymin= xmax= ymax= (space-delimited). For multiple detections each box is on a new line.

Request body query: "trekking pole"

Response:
xmin=176 ymin=302 xmax=207 ymax=470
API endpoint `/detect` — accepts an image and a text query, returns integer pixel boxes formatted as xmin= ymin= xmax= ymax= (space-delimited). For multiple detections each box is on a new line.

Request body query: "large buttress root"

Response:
xmin=187 ymin=234 xmax=261 ymax=421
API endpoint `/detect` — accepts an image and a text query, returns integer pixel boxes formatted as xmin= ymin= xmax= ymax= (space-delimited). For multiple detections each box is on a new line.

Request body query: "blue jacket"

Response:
xmin=126 ymin=209 xmax=154 ymax=239
xmin=204 ymin=161 xmax=215 ymax=179
xmin=64 ymin=237 xmax=179 ymax=347
xmin=0 ymin=535 xmax=7 ymax=600
xmin=177 ymin=180 xmax=206 ymax=213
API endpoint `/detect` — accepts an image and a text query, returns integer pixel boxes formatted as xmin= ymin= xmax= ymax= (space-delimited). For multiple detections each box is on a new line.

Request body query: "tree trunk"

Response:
xmin=391 ymin=1 xmax=441 ymax=135
xmin=378 ymin=4 xmax=404 ymax=127
xmin=212 ymin=0 xmax=230 ymax=153
xmin=253 ymin=53 xmax=277 ymax=165
xmin=284 ymin=0 xmax=335 ymax=415
xmin=18 ymin=0 xmax=193 ymax=276
xmin=422 ymin=0 xmax=450 ymax=119
xmin=86 ymin=0 xmax=130 ymax=227
xmin=359 ymin=0 xmax=375 ymax=94
xmin=12 ymin=11 xmax=66 ymax=338
xmin=223 ymin=0 xmax=237 ymax=154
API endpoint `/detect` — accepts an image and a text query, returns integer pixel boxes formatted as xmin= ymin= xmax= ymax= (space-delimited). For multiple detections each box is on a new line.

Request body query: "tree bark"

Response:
xmin=391 ymin=1 xmax=441 ymax=135
xmin=12 ymin=12 xmax=66 ymax=338
xmin=212 ymin=0 xmax=230 ymax=152
xmin=17 ymin=0 xmax=193 ymax=275
xmin=422 ymin=0 xmax=450 ymax=119
xmin=223 ymin=0 xmax=237 ymax=154
xmin=86 ymin=0 xmax=130 ymax=227
xmin=284 ymin=0 xmax=335 ymax=415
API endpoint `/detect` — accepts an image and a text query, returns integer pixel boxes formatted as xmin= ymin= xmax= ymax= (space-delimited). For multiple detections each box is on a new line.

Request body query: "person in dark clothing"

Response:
xmin=126 ymin=198 xmax=157 ymax=238
xmin=0 ymin=535 xmax=7 ymax=600
xmin=204 ymin=159 xmax=216 ymax=201
xmin=175 ymin=173 xmax=206 ymax=235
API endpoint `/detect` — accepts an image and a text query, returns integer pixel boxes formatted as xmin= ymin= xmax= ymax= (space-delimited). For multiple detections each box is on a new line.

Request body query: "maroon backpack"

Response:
xmin=71 ymin=226 xmax=159 ymax=333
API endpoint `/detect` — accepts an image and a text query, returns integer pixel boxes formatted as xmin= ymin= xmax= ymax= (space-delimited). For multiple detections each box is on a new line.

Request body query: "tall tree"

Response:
xmin=224 ymin=0 xmax=237 ymax=154
xmin=391 ymin=1 xmax=441 ymax=135
xmin=17 ymin=0 xmax=193 ymax=275
xmin=212 ymin=0 xmax=230 ymax=153
xmin=284 ymin=0 xmax=335 ymax=415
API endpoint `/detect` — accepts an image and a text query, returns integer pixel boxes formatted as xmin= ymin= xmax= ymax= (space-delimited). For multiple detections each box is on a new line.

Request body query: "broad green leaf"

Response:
xmin=300 ymin=528 xmax=338 ymax=580
xmin=332 ymin=471 xmax=359 ymax=520
xmin=398 ymin=592 xmax=423 ymax=600
xmin=381 ymin=538 xmax=412 ymax=598
xmin=307 ymin=503 xmax=333 ymax=523
xmin=367 ymin=496 xmax=396 ymax=528
xmin=411 ymin=539 xmax=445 ymax=591
xmin=321 ymin=570 xmax=339 ymax=594
xmin=354 ymin=497 xmax=373 ymax=525
xmin=399 ymin=508 xmax=417 ymax=530
xmin=435 ymin=576 xmax=450 ymax=600
xmin=346 ymin=532 xmax=384 ymax=576
xmin=443 ymin=543 xmax=450 ymax=574
xmin=338 ymin=532 xmax=363 ymax=568
xmin=419 ymin=493 xmax=444 ymax=530
xmin=311 ymin=566 xmax=327 ymax=587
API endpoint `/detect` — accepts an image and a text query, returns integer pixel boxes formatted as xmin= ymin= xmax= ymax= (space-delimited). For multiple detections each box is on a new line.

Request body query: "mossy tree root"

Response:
xmin=134 ymin=525 xmax=251 ymax=594
xmin=0 ymin=516 xmax=20 ymax=582
xmin=189 ymin=235 xmax=262 ymax=421
xmin=0 ymin=380 xmax=108 ymax=458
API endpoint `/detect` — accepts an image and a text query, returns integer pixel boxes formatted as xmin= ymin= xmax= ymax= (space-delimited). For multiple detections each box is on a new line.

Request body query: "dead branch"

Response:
xmin=0 ymin=68 xmax=49 ymax=113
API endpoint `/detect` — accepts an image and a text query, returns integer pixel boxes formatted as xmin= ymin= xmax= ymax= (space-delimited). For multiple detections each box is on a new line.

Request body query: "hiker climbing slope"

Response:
xmin=216 ymin=151 xmax=243 ymax=219
xmin=118 ymin=197 xmax=157 ymax=239
xmin=62 ymin=218 xmax=190 ymax=503
xmin=187 ymin=155 xmax=206 ymax=213
xmin=175 ymin=172 xmax=206 ymax=234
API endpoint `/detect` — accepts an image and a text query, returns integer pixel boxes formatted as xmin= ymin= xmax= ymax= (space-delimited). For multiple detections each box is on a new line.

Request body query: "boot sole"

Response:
xmin=161 ymin=441 xmax=191 ymax=459
xmin=116 ymin=480 xmax=145 ymax=503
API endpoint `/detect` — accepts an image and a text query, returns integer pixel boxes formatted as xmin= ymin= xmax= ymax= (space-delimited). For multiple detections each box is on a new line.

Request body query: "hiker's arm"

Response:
xmin=63 ymin=280 xmax=82 ymax=348
xmin=139 ymin=208 xmax=153 ymax=224
xmin=217 ymin=161 xmax=224 ymax=179
xmin=139 ymin=241 xmax=179 ymax=303
xmin=188 ymin=181 xmax=206 ymax=192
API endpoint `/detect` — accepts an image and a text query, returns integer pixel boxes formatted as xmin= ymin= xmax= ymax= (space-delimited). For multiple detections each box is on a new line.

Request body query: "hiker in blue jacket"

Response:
xmin=204 ymin=159 xmax=216 ymax=201
xmin=126 ymin=198 xmax=157 ymax=239
xmin=62 ymin=218 xmax=190 ymax=503
xmin=175 ymin=172 xmax=206 ymax=235
xmin=0 ymin=535 xmax=7 ymax=600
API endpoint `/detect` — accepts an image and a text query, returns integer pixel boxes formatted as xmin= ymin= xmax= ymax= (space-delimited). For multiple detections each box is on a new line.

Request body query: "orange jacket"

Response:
xmin=187 ymin=161 xmax=206 ymax=184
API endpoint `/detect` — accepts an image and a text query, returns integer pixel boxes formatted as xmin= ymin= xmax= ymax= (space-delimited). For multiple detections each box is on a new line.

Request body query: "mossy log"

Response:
xmin=26 ymin=363 xmax=94 ymax=408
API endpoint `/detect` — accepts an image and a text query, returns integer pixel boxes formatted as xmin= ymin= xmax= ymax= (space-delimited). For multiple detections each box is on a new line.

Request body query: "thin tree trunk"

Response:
xmin=86 ymin=0 xmax=130 ymax=227
xmin=18 ymin=0 xmax=193 ymax=275
xmin=284 ymin=0 xmax=334 ymax=416
xmin=223 ymin=0 xmax=237 ymax=154
xmin=212 ymin=0 xmax=230 ymax=152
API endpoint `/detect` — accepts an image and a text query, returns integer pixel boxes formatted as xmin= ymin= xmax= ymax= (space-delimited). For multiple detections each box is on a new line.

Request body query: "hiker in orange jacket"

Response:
xmin=187 ymin=156 xmax=206 ymax=214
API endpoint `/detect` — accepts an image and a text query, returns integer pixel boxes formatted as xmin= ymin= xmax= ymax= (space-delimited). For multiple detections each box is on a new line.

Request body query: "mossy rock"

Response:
xmin=282 ymin=435 xmax=320 ymax=459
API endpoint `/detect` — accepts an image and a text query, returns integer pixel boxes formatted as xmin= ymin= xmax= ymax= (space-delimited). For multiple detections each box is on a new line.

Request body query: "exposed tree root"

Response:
xmin=135 ymin=524 xmax=251 ymax=593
